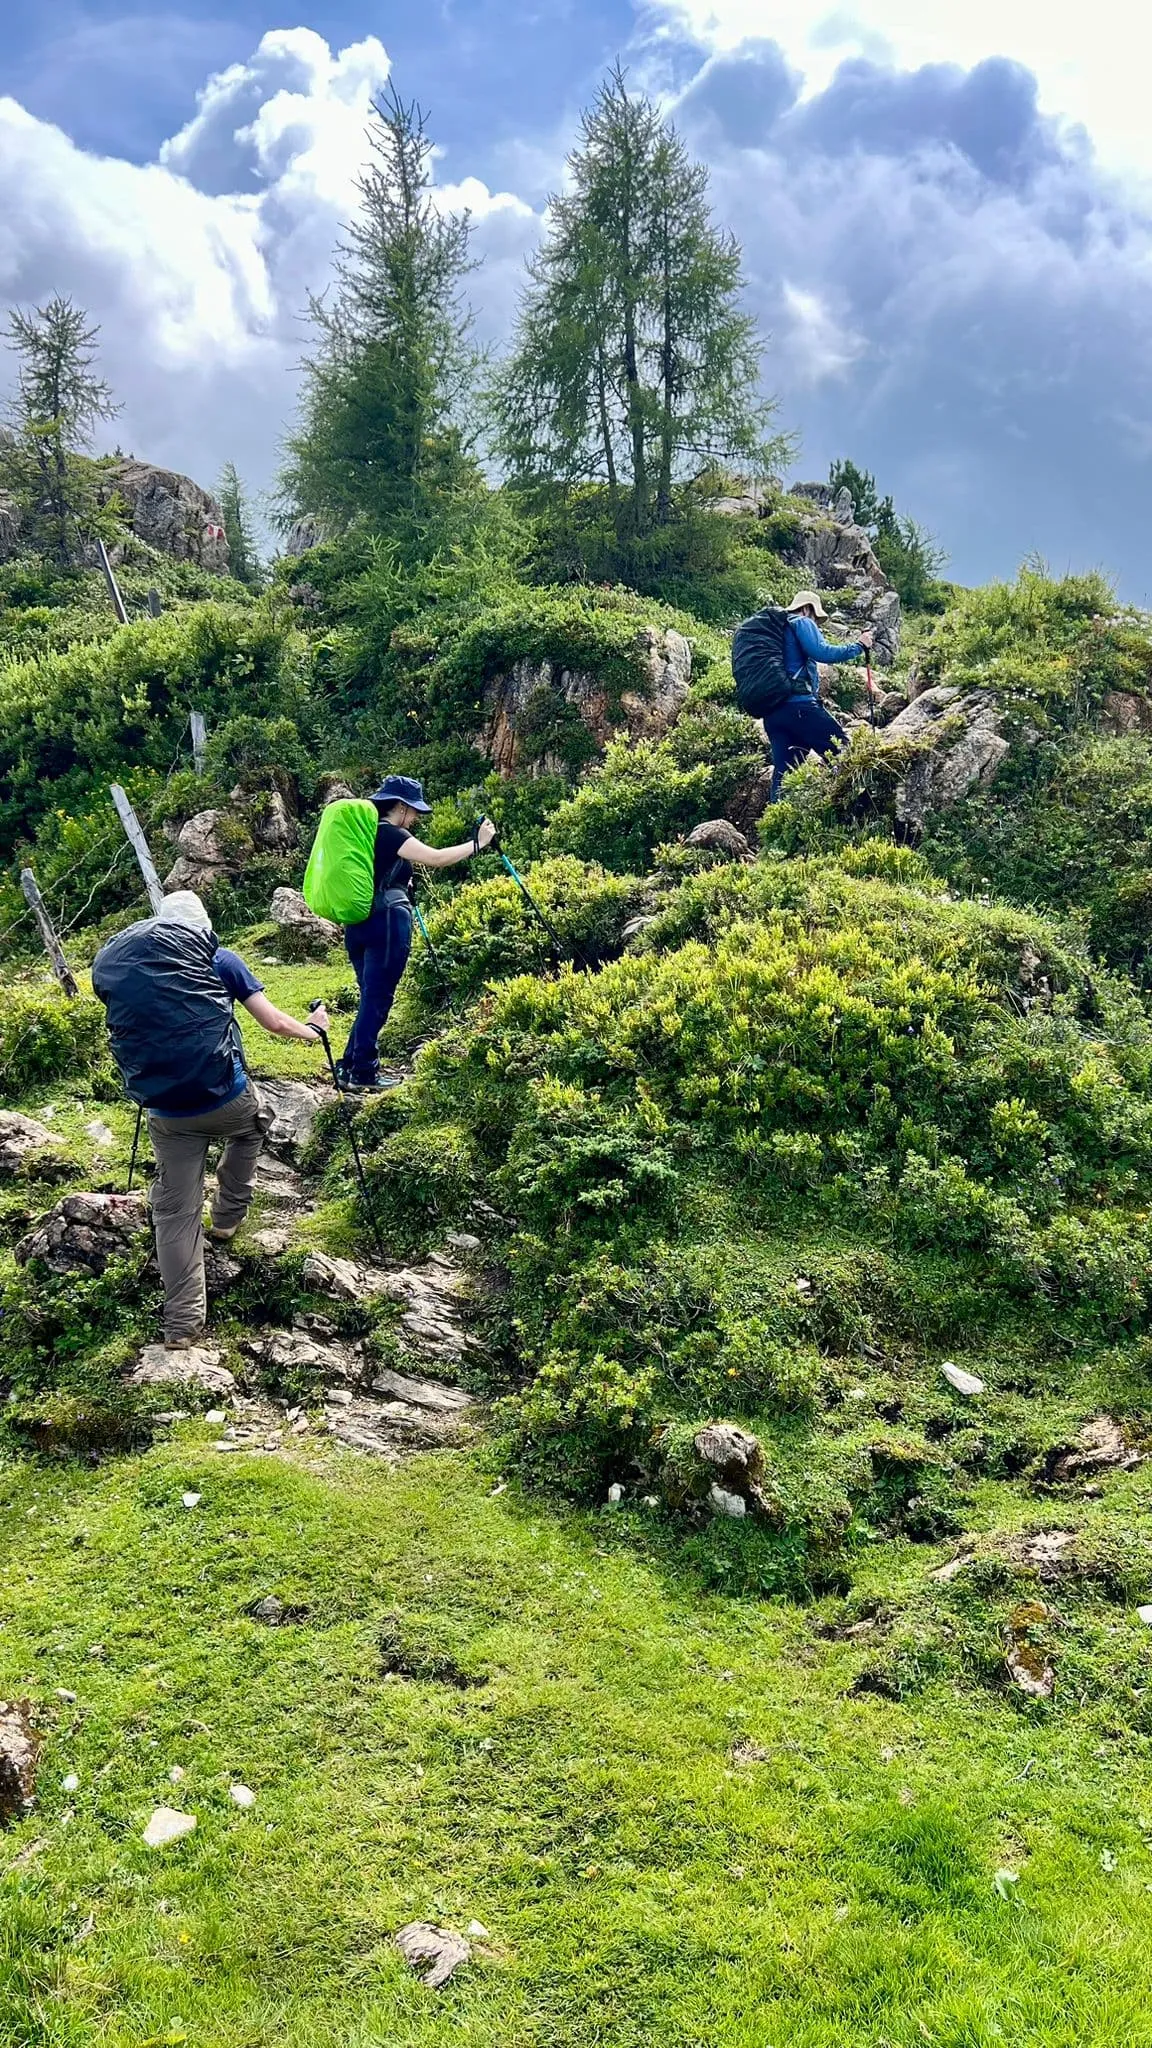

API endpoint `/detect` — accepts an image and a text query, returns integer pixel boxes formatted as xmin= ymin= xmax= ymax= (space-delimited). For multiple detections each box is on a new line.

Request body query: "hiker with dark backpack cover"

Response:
xmin=92 ymin=891 xmax=330 ymax=1349
xmin=733 ymin=589 xmax=873 ymax=801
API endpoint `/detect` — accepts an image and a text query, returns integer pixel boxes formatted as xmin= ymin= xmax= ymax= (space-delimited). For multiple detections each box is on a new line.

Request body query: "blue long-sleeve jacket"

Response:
xmin=785 ymin=613 xmax=865 ymax=696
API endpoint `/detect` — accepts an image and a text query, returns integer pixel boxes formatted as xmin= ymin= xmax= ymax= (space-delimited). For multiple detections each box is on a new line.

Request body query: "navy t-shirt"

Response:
xmin=373 ymin=820 xmax=414 ymax=896
xmin=152 ymin=948 xmax=264 ymax=1117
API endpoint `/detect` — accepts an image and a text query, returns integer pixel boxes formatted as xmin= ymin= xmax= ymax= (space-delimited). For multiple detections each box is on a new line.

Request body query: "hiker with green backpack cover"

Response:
xmin=304 ymin=775 xmax=495 ymax=1091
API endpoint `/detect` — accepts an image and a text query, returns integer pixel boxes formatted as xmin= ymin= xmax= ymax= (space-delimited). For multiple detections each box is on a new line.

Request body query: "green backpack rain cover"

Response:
xmin=302 ymin=798 xmax=378 ymax=925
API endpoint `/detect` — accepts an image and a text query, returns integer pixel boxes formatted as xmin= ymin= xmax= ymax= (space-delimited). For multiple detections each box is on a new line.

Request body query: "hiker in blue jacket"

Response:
xmin=765 ymin=591 xmax=873 ymax=801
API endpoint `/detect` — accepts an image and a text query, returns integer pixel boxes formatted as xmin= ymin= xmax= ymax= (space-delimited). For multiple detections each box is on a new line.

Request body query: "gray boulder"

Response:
xmin=882 ymin=686 xmax=1011 ymax=833
xmin=0 ymin=491 xmax=20 ymax=563
xmin=683 ymin=819 xmax=756 ymax=862
xmin=283 ymin=516 xmax=326 ymax=557
xmin=254 ymin=1079 xmax=324 ymax=1159
xmin=0 ymin=1111 xmax=60 ymax=1175
xmin=270 ymin=887 xmax=339 ymax=959
xmin=100 ymin=460 xmax=230 ymax=573
xmin=127 ymin=1345 xmax=236 ymax=1395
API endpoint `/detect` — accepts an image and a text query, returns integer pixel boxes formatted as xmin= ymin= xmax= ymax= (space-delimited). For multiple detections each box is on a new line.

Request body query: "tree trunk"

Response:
xmin=619 ymin=126 xmax=647 ymax=536
xmin=594 ymin=330 xmax=619 ymax=508
xmin=656 ymin=201 xmax=674 ymax=527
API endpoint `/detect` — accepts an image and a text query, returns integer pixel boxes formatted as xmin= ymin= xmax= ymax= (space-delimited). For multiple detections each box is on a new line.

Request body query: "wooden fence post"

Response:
xmin=96 ymin=538 xmax=129 ymax=626
xmin=147 ymin=588 xmax=162 ymax=618
xmin=110 ymin=785 xmax=165 ymax=915
xmin=190 ymin=711 xmax=207 ymax=776
xmin=20 ymin=869 xmax=79 ymax=997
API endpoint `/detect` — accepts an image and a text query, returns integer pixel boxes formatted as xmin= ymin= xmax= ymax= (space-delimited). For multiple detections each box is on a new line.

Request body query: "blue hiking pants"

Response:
xmin=341 ymin=897 xmax=413 ymax=1082
xmin=765 ymin=693 xmax=848 ymax=801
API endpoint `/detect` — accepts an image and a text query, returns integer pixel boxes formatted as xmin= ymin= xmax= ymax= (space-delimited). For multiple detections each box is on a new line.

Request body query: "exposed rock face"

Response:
xmin=283 ymin=516 xmax=326 ymax=557
xmin=683 ymin=818 xmax=756 ymax=862
xmin=882 ymin=686 xmax=1011 ymax=833
xmin=101 ymin=460 xmax=230 ymax=572
xmin=270 ymin=887 xmax=339 ymax=959
xmin=16 ymin=1192 xmax=148 ymax=1276
xmin=0 ymin=491 xmax=20 ymax=563
xmin=377 ymin=1251 xmax=485 ymax=1369
xmin=1100 ymin=690 xmax=1152 ymax=736
xmin=163 ymin=792 xmax=295 ymax=894
xmin=478 ymin=628 xmax=692 ymax=778
xmin=0 ymin=1111 xmax=59 ymax=1174
xmin=0 ymin=1702 xmax=39 ymax=1824
xmin=255 ymin=1079 xmax=324 ymax=1159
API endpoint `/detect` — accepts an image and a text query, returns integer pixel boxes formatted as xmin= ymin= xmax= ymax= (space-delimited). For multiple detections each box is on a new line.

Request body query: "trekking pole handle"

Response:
xmin=472 ymin=815 xmax=498 ymax=856
xmin=307 ymin=998 xmax=331 ymax=1050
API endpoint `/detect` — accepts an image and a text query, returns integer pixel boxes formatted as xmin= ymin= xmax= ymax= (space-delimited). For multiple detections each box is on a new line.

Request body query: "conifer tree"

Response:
xmin=280 ymin=87 xmax=478 ymax=534
xmin=218 ymin=461 xmax=263 ymax=586
xmin=495 ymin=67 xmax=784 ymax=534
xmin=1 ymin=296 xmax=119 ymax=564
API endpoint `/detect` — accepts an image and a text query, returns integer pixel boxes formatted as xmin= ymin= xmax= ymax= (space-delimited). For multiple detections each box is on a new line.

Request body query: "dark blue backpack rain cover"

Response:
xmin=92 ymin=917 xmax=238 ymax=1114
xmin=731 ymin=604 xmax=795 ymax=719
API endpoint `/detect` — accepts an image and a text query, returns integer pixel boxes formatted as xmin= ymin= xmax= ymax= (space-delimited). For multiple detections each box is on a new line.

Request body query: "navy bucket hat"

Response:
xmin=371 ymin=774 xmax=433 ymax=813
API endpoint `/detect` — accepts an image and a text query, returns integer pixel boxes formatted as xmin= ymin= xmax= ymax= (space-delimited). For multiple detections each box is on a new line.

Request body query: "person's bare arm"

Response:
xmin=242 ymin=993 xmax=329 ymax=1042
xmin=397 ymin=817 xmax=496 ymax=869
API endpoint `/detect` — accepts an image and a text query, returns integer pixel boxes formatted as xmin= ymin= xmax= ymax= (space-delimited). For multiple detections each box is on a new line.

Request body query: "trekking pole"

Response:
xmin=307 ymin=1001 xmax=387 ymax=1259
xmin=127 ymin=1102 xmax=144 ymax=1192
xmin=412 ymin=900 xmax=457 ymax=1014
xmin=477 ymin=821 xmax=594 ymax=972
xmin=866 ymin=658 xmax=878 ymax=730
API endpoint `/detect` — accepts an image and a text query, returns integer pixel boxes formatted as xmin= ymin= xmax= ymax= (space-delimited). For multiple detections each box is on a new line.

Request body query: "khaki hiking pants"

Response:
xmin=147 ymin=1085 xmax=270 ymax=1343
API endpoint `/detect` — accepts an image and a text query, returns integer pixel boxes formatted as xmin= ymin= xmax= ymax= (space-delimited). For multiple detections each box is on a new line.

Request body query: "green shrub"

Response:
xmin=545 ymin=737 xmax=721 ymax=872
xmin=0 ymin=985 xmax=107 ymax=1100
xmin=410 ymin=858 xmax=646 ymax=1008
xmin=0 ymin=600 xmax=304 ymax=855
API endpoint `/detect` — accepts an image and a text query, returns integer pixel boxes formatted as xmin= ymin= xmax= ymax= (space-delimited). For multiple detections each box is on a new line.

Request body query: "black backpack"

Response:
xmin=731 ymin=605 xmax=797 ymax=719
xmin=92 ymin=917 xmax=240 ymax=1114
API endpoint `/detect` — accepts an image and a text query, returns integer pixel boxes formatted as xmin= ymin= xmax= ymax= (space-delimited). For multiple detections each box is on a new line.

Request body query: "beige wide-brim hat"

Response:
xmin=786 ymin=590 xmax=828 ymax=619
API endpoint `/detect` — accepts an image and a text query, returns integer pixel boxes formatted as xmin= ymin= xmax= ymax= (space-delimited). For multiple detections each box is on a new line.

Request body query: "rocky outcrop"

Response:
xmin=478 ymin=628 xmax=692 ymax=778
xmin=270 ymin=887 xmax=339 ymax=959
xmin=376 ymin=1246 xmax=486 ymax=1370
xmin=283 ymin=516 xmax=326 ymax=557
xmin=881 ymin=686 xmax=1012 ymax=834
xmin=786 ymin=482 xmax=889 ymax=595
xmin=127 ymin=1344 xmax=237 ymax=1396
xmin=100 ymin=461 xmax=230 ymax=573
xmin=255 ymin=1080 xmax=324 ymax=1160
xmin=163 ymin=791 xmax=296 ymax=893
xmin=16 ymin=1192 xmax=148 ymax=1277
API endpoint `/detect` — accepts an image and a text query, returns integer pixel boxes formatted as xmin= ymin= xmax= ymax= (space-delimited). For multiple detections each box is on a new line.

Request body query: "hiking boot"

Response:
xmin=208 ymin=1223 xmax=239 ymax=1243
xmin=343 ymin=1072 xmax=403 ymax=1093
xmin=162 ymin=1332 xmax=205 ymax=1352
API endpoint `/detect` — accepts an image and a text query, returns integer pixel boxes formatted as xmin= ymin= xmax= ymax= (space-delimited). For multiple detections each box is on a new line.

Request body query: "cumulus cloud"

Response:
xmin=0 ymin=30 xmax=540 ymax=514
xmin=669 ymin=37 xmax=1152 ymax=596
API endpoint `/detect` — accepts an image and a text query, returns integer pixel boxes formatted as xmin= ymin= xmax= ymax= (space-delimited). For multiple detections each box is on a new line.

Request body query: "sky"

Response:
xmin=1 ymin=1 xmax=1151 ymax=597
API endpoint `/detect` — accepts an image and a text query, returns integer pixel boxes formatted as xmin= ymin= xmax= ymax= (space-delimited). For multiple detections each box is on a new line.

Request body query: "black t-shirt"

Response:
xmin=374 ymin=819 xmax=414 ymax=897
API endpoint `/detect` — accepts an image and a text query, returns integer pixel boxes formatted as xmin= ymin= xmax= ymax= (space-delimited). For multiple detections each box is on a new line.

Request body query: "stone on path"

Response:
xmin=395 ymin=1921 xmax=471 ymax=1989
xmin=1049 ymin=1415 xmax=1132 ymax=1481
xmin=0 ymin=1702 xmax=39 ymax=1824
xmin=1137 ymin=1605 xmax=1152 ymax=1627
xmin=269 ymin=886 xmax=339 ymax=959
xmin=941 ymin=1362 xmax=985 ymax=1396
xmin=0 ymin=1112 xmax=60 ymax=1174
xmin=143 ymin=1806 xmax=197 ymax=1848
xmin=229 ymin=1784 xmax=256 ymax=1809
xmin=1005 ymin=1641 xmax=1055 ymax=1700
xmin=85 ymin=1120 xmax=115 ymax=1147
xmin=127 ymin=1346 xmax=236 ymax=1396
xmin=367 ymin=1365 xmax=475 ymax=1414
xmin=255 ymin=1079 xmax=323 ymax=1159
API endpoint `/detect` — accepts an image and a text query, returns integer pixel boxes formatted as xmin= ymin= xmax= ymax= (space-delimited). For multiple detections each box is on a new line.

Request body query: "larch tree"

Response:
xmin=1 ymin=296 xmax=119 ymax=565
xmin=495 ymin=66 xmax=786 ymax=535
xmin=218 ymin=462 xmax=263 ymax=586
xmin=279 ymin=86 xmax=479 ymax=535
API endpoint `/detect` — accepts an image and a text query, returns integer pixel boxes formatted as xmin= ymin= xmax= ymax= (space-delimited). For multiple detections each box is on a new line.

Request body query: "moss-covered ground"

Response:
xmin=4 ymin=1436 xmax=1152 ymax=2048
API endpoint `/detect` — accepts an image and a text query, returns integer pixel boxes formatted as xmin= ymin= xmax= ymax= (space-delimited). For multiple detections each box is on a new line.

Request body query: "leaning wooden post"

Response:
xmin=146 ymin=588 xmax=162 ymax=618
xmin=110 ymin=785 xmax=165 ymax=915
xmin=96 ymin=537 xmax=129 ymax=626
xmin=190 ymin=711 xmax=207 ymax=776
xmin=20 ymin=869 xmax=79 ymax=997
